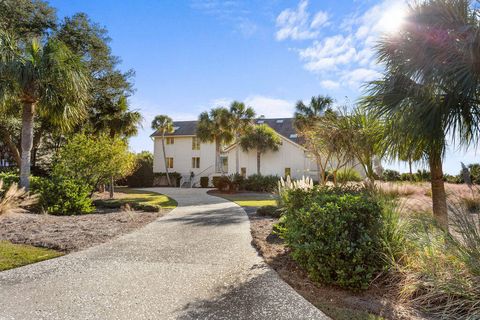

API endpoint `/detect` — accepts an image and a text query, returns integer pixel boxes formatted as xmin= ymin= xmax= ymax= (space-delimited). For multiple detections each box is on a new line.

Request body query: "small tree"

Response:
xmin=196 ymin=108 xmax=234 ymax=173
xmin=294 ymin=95 xmax=334 ymax=183
xmin=228 ymin=101 xmax=255 ymax=174
xmin=240 ymin=124 xmax=282 ymax=175
xmin=151 ymin=115 xmax=174 ymax=186
xmin=53 ymin=133 xmax=135 ymax=197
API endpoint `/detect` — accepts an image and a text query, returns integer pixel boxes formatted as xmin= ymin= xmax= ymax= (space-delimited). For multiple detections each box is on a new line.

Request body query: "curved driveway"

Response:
xmin=0 ymin=188 xmax=328 ymax=320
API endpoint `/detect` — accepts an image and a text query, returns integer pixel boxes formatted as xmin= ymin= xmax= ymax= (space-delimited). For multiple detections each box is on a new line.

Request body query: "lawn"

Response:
xmin=0 ymin=240 xmax=62 ymax=271
xmin=209 ymin=191 xmax=277 ymax=207
xmin=94 ymin=187 xmax=177 ymax=211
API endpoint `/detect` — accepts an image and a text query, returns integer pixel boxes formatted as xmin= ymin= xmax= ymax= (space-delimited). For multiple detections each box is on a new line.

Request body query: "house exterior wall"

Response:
xmin=225 ymin=136 xmax=317 ymax=179
xmin=153 ymin=136 xmax=216 ymax=177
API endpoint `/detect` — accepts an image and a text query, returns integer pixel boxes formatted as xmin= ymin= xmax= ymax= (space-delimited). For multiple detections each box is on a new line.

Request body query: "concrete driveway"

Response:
xmin=0 ymin=188 xmax=328 ymax=320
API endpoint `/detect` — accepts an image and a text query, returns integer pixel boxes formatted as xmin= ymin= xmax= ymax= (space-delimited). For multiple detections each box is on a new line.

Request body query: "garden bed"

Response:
xmin=0 ymin=188 xmax=175 ymax=253
xmin=247 ymin=212 xmax=426 ymax=320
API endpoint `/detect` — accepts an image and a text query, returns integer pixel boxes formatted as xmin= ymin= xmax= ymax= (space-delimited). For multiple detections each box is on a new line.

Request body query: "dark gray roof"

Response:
xmin=151 ymin=118 xmax=301 ymax=144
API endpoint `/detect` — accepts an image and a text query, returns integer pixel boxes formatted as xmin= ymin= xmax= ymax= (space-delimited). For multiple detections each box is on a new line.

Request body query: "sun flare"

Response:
xmin=379 ymin=5 xmax=407 ymax=34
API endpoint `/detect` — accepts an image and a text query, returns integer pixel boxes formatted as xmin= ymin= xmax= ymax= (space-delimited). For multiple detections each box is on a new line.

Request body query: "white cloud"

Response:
xmin=283 ymin=0 xmax=407 ymax=92
xmin=276 ymin=0 xmax=329 ymax=41
xmin=245 ymin=95 xmax=294 ymax=118
xmin=320 ymin=80 xmax=340 ymax=90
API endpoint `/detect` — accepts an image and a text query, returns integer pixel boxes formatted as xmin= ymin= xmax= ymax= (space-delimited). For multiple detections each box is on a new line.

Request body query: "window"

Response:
xmin=241 ymin=167 xmax=247 ymax=178
xmin=166 ymin=137 xmax=175 ymax=145
xmin=192 ymin=137 xmax=200 ymax=150
xmin=221 ymin=157 xmax=228 ymax=173
xmin=257 ymin=120 xmax=265 ymax=124
xmin=192 ymin=157 xmax=200 ymax=169
xmin=289 ymin=134 xmax=298 ymax=139
xmin=276 ymin=119 xmax=284 ymax=123
xmin=173 ymin=126 xmax=180 ymax=132
xmin=166 ymin=157 xmax=174 ymax=169
xmin=285 ymin=168 xmax=291 ymax=177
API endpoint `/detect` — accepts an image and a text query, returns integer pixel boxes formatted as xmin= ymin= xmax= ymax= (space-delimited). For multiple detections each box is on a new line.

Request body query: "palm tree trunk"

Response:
xmin=20 ymin=103 xmax=35 ymax=190
xmin=215 ymin=139 xmax=221 ymax=173
xmin=315 ymin=157 xmax=323 ymax=185
xmin=256 ymin=149 xmax=261 ymax=175
xmin=235 ymin=134 xmax=240 ymax=174
xmin=429 ymin=152 xmax=449 ymax=231
xmin=161 ymin=134 xmax=171 ymax=186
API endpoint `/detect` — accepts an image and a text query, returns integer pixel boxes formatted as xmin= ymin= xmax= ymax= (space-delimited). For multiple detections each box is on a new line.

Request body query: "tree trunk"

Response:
xmin=429 ymin=153 xmax=449 ymax=231
xmin=20 ymin=103 xmax=35 ymax=190
xmin=256 ymin=150 xmax=261 ymax=175
xmin=161 ymin=133 xmax=171 ymax=186
xmin=235 ymin=134 xmax=240 ymax=174
xmin=31 ymin=127 xmax=43 ymax=170
xmin=0 ymin=126 xmax=21 ymax=167
xmin=315 ymin=157 xmax=323 ymax=185
xmin=215 ymin=139 xmax=221 ymax=173
xmin=109 ymin=176 xmax=115 ymax=199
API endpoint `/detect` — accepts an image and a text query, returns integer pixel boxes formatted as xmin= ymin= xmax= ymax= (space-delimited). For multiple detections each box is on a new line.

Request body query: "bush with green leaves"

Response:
xmin=200 ymin=176 xmax=209 ymax=188
xmin=382 ymin=169 xmax=401 ymax=181
xmin=336 ymin=168 xmax=362 ymax=183
xmin=35 ymin=177 xmax=94 ymax=215
xmin=153 ymin=172 xmax=182 ymax=186
xmin=280 ymin=186 xmax=385 ymax=289
xmin=125 ymin=152 xmax=154 ymax=188
xmin=257 ymin=205 xmax=281 ymax=218
xmin=245 ymin=174 xmax=279 ymax=192
xmin=52 ymin=133 xmax=136 ymax=192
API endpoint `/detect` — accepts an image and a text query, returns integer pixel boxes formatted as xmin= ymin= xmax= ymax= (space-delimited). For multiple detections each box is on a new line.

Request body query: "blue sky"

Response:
xmin=50 ymin=0 xmax=478 ymax=175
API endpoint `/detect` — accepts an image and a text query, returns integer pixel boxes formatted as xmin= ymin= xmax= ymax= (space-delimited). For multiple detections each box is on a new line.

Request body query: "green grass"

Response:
xmin=95 ymin=188 xmax=177 ymax=212
xmin=0 ymin=241 xmax=63 ymax=271
xmin=316 ymin=303 xmax=385 ymax=320
xmin=213 ymin=192 xmax=278 ymax=207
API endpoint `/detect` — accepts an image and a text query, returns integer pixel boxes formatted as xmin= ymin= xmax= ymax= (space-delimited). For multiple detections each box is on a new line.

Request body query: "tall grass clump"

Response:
xmin=0 ymin=180 xmax=38 ymax=216
xmin=391 ymin=204 xmax=480 ymax=319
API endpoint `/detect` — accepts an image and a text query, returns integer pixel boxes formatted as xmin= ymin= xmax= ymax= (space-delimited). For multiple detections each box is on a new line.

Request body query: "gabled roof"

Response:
xmin=151 ymin=118 xmax=300 ymax=144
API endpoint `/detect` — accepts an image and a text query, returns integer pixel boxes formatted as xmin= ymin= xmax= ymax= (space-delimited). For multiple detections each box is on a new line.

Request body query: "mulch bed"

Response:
xmin=247 ymin=211 xmax=427 ymax=320
xmin=0 ymin=208 xmax=171 ymax=253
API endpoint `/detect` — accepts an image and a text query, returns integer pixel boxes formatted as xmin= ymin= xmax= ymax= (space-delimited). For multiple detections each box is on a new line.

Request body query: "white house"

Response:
xmin=151 ymin=118 xmax=320 ymax=186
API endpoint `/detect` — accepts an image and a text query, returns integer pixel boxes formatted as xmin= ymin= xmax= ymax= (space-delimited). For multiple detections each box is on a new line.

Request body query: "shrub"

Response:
xmin=0 ymin=172 xmax=19 ymax=190
xmin=336 ymin=168 xmax=362 ymax=183
xmin=280 ymin=187 xmax=385 ymax=289
xmin=36 ymin=177 xmax=94 ymax=215
xmin=245 ymin=174 xmax=279 ymax=192
xmin=212 ymin=176 xmax=231 ymax=191
xmin=125 ymin=152 xmax=154 ymax=188
xmin=382 ymin=169 xmax=400 ymax=181
xmin=200 ymin=176 xmax=209 ymax=188
xmin=257 ymin=205 xmax=281 ymax=218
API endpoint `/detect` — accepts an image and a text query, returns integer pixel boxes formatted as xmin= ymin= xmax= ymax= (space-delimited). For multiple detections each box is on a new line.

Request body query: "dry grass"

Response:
xmin=0 ymin=180 xmax=38 ymax=216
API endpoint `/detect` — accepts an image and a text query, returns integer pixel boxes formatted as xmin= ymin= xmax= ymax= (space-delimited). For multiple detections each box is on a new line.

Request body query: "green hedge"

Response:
xmin=279 ymin=187 xmax=385 ymax=289
xmin=244 ymin=174 xmax=279 ymax=192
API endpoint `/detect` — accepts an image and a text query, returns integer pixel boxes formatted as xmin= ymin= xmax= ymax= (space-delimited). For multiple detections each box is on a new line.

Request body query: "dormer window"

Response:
xmin=257 ymin=120 xmax=265 ymax=124
xmin=276 ymin=119 xmax=284 ymax=123
xmin=173 ymin=126 xmax=180 ymax=132
xmin=289 ymin=134 xmax=298 ymax=139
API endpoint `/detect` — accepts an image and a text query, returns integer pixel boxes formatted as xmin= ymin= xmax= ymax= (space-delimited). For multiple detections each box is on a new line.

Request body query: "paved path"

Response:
xmin=0 ymin=188 xmax=328 ymax=320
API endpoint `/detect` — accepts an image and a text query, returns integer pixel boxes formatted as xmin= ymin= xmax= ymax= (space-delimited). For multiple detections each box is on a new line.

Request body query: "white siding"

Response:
xmin=153 ymin=136 xmax=216 ymax=177
xmin=226 ymin=137 xmax=317 ymax=179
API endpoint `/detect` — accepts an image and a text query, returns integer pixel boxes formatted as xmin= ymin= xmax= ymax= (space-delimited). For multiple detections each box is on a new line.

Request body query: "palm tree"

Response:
xmin=93 ymin=95 xmax=142 ymax=198
xmin=294 ymin=95 xmax=334 ymax=183
xmin=240 ymin=124 xmax=282 ymax=175
xmin=228 ymin=101 xmax=255 ymax=174
xmin=362 ymin=0 xmax=480 ymax=230
xmin=151 ymin=115 xmax=174 ymax=186
xmin=196 ymin=107 xmax=234 ymax=173
xmin=294 ymin=95 xmax=333 ymax=130
xmin=0 ymin=33 xmax=90 ymax=190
